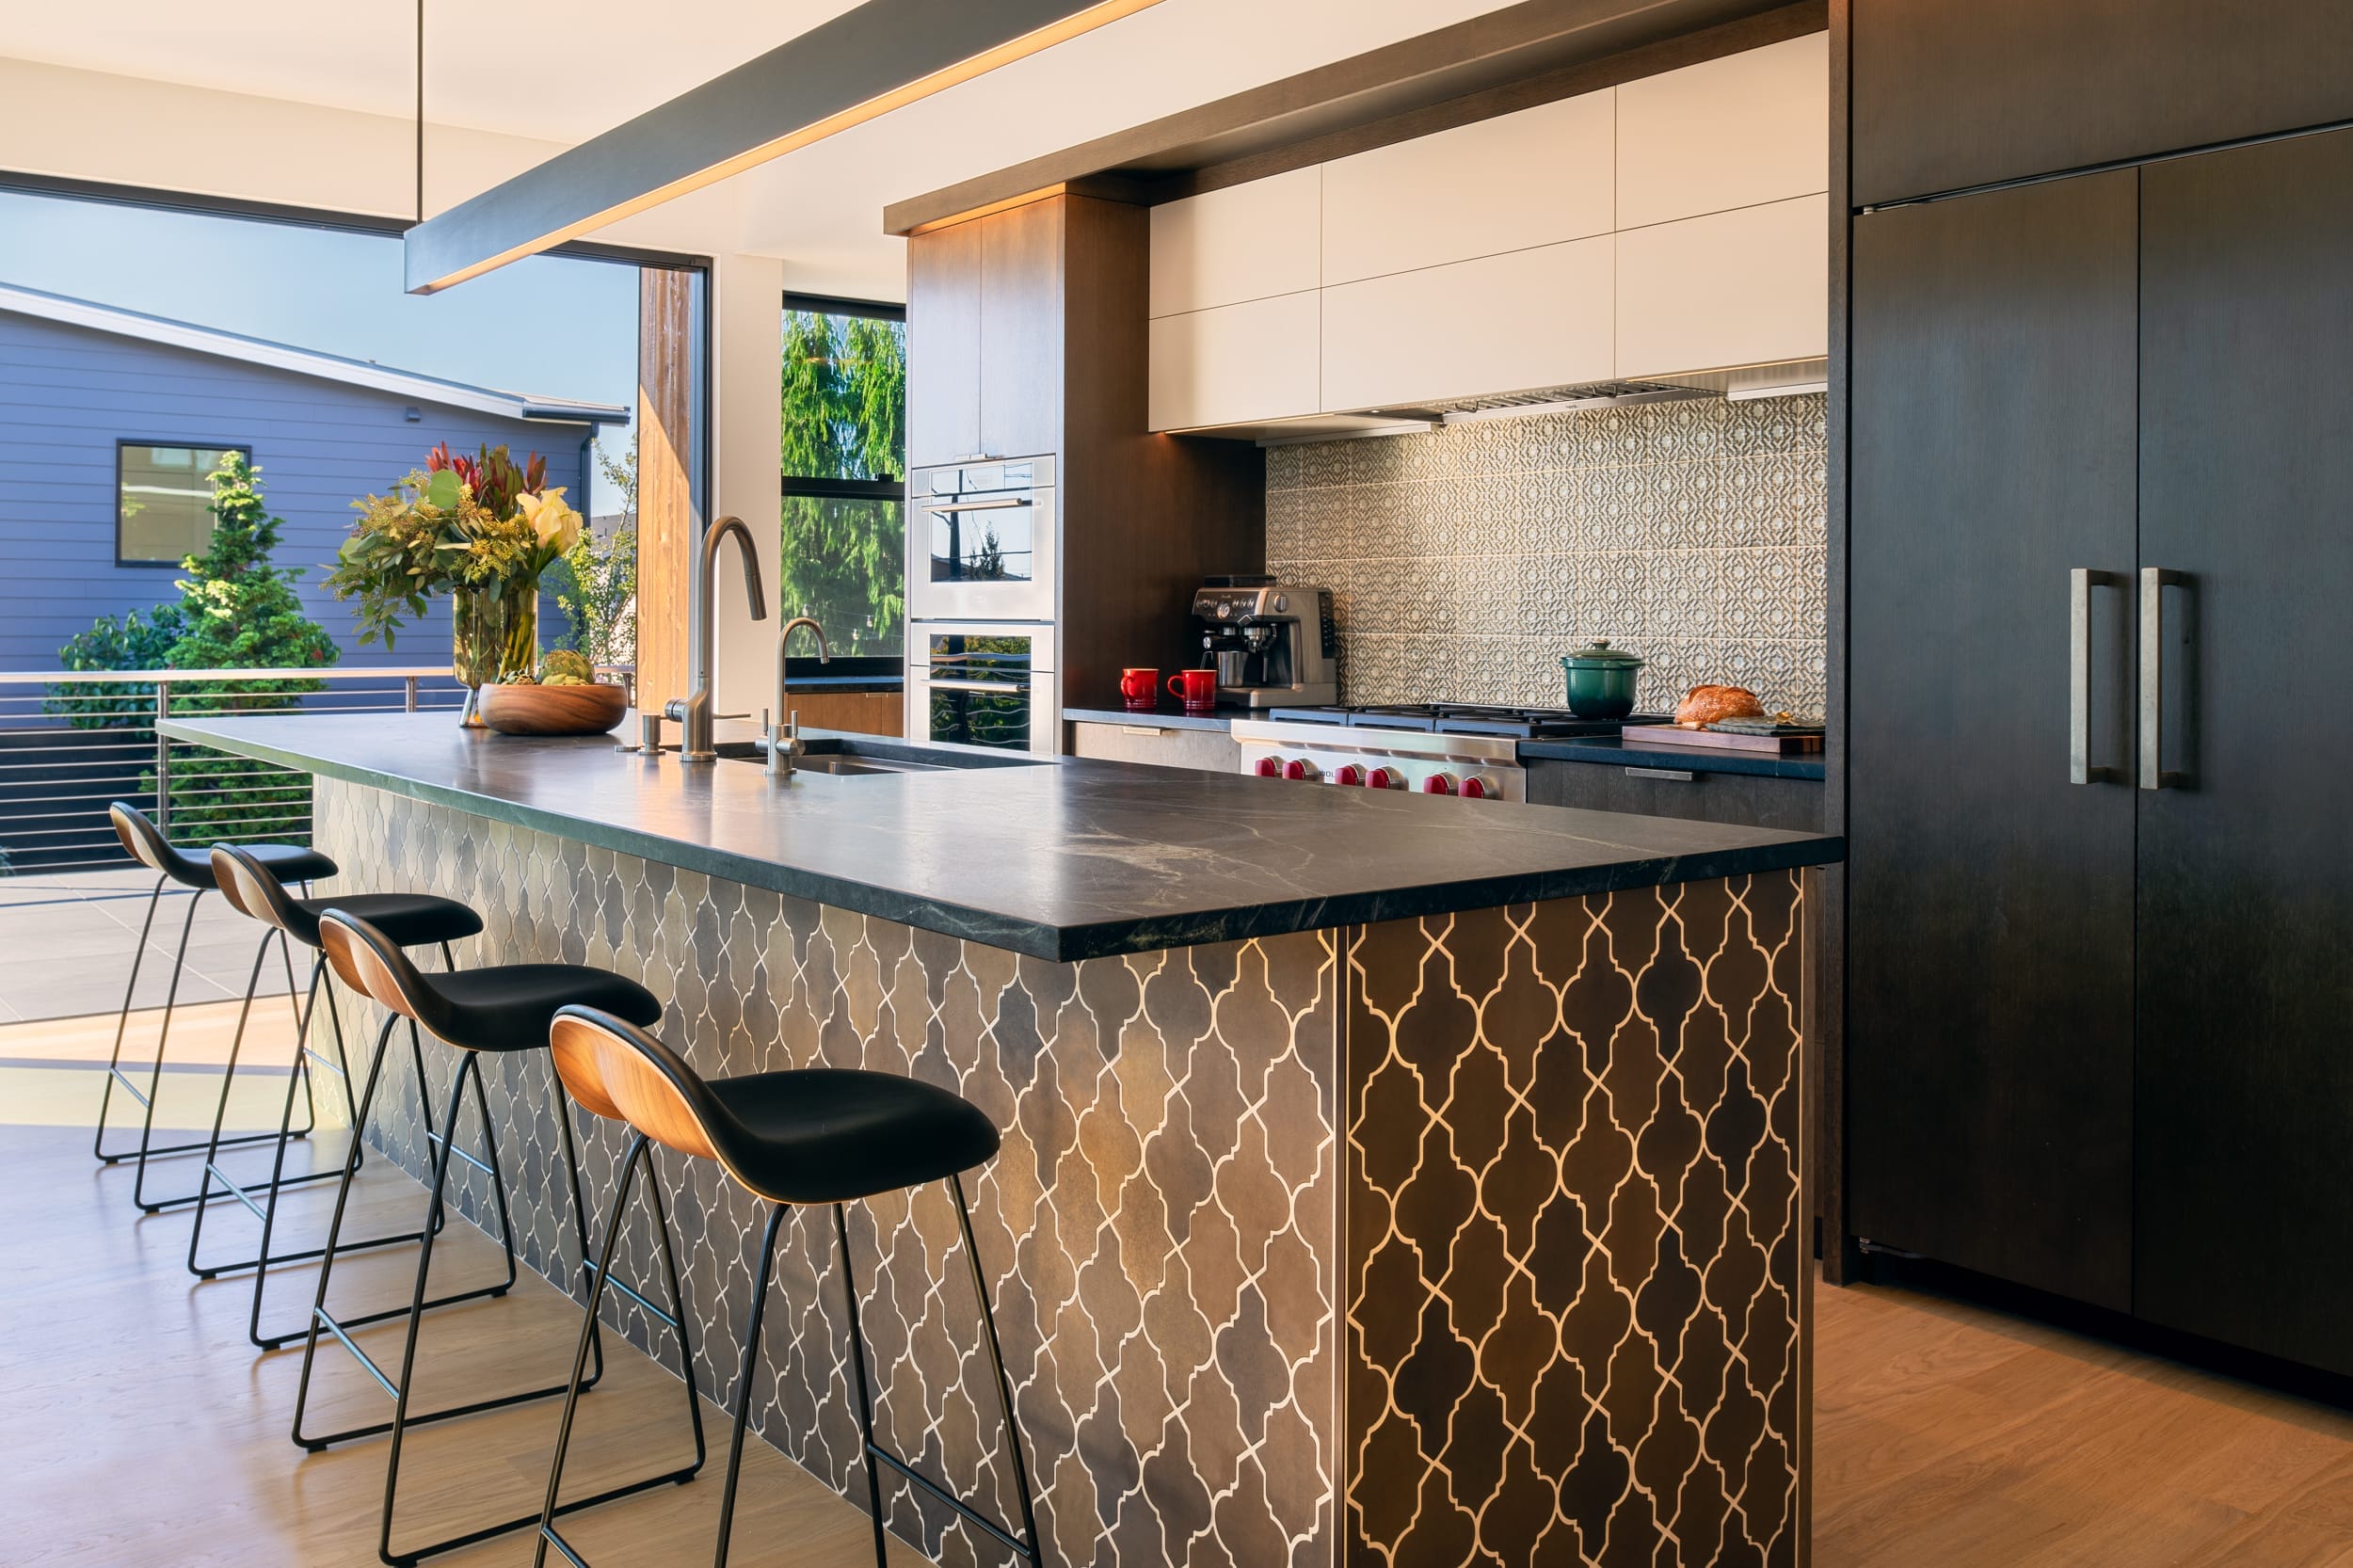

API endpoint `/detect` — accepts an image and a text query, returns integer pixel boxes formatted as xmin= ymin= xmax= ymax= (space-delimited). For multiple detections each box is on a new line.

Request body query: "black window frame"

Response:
xmin=115 ymin=439 xmax=252 ymax=568
xmin=780 ymin=293 xmax=909 ymax=672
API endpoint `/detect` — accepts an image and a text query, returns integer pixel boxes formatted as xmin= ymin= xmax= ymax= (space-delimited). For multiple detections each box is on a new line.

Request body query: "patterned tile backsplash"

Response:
xmin=1265 ymin=392 xmax=1828 ymax=717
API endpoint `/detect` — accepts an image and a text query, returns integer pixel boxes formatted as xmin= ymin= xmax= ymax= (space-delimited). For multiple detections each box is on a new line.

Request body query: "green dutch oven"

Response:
xmin=1560 ymin=639 xmax=1645 ymax=719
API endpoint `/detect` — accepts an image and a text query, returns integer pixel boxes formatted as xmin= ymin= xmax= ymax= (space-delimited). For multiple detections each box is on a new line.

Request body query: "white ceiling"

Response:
xmin=3 ymin=0 xmax=1528 ymax=296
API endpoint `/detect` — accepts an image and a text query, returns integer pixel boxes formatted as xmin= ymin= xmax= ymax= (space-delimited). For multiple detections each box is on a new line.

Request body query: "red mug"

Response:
xmin=1120 ymin=667 xmax=1159 ymax=711
xmin=1167 ymin=668 xmax=1219 ymax=712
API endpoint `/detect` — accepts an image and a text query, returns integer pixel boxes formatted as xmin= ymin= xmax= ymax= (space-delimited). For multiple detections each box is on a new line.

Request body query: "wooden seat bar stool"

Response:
xmin=534 ymin=1005 xmax=1045 ymax=1568
xmin=193 ymin=843 xmax=488 ymax=1349
xmin=304 ymin=909 xmax=696 ymax=1568
xmin=93 ymin=802 xmax=339 ymax=1211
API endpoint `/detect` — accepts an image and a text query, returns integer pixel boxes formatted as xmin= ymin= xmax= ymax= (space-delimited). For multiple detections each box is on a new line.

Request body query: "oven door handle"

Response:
xmin=923 ymin=678 xmax=1028 ymax=695
xmin=922 ymin=497 xmax=1028 ymax=513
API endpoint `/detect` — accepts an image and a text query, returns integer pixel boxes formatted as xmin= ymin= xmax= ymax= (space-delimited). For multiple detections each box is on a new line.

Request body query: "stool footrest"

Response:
xmin=423 ymin=1127 xmax=496 ymax=1181
xmin=580 ymin=1257 xmax=680 ymax=1333
xmin=304 ymin=1277 xmax=520 ymax=1423
xmin=869 ymin=1440 xmax=1036 ymax=1561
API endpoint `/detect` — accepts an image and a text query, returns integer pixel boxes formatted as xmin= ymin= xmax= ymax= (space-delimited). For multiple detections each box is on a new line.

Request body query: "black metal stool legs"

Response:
xmin=185 ymin=936 xmax=355 ymax=1281
xmin=833 ymin=1178 xmax=1046 ymax=1568
xmin=90 ymin=872 xmax=171 ymax=1165
xmin=290 ymin=1021 xmax=521 ymax=1454
xmin=713 ymin=1202 xmax=792 ymax=1568
xmin=533 ymin=1130 xmax=710 ymax=1568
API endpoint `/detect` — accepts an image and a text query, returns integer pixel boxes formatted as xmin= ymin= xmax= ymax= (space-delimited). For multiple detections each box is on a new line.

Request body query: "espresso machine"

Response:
xmin=1190 ymin=576 xmax=1339 ymax=708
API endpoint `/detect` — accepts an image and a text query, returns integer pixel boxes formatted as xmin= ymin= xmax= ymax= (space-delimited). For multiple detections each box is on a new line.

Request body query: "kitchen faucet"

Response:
xmin=766 ymin=616 xmax=831 ymax=777
xmin=665 ymin=516 xmax=769 ymax=762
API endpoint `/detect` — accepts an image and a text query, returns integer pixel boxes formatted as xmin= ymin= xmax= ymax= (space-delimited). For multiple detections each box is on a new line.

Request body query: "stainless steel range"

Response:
xmin=1231 ymin=703 xmax=1670 ymax=804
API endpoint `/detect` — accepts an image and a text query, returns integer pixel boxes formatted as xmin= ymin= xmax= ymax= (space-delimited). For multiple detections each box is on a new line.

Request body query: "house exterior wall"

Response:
xmin=0 ymin=310 xmax=595 ymax=667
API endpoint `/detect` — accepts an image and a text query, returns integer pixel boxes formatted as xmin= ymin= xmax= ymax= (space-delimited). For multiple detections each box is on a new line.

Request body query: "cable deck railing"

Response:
xmin=0 ymin=666 xmax=467 ymax=874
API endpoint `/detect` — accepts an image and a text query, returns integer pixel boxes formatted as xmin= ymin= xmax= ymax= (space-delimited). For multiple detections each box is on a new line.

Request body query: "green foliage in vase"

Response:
xmin=328 ymin=442 xmax=579 ymax=649
xmin=780 ymin=311 xmax=906 ymax=655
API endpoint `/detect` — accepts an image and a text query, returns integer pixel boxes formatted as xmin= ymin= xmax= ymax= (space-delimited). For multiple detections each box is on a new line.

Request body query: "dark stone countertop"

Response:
xmin=1064 ymin=704 xmax=1236 ymax=732
xmin=1521 ymin=734 xmax=1828 ymax=780
xmin=164 ymin=712 xmax=1842 ymax=963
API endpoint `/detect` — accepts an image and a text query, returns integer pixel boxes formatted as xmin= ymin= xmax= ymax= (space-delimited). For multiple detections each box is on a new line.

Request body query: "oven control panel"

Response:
xmin=1231 ymin=720 xmax=1525 ymax=804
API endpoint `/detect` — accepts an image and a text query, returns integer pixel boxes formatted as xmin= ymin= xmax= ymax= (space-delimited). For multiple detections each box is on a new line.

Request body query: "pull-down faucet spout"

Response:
xmin=665 ymin=516 xmax=769 ymax=761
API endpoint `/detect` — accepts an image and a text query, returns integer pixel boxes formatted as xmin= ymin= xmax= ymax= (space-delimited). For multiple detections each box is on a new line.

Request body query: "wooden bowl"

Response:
xmin=478 ymin=681 xmax=629 ymax=737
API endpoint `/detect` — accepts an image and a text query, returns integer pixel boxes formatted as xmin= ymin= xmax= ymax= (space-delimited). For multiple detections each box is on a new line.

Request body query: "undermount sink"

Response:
xmin=712 ymin=736 xmax=1041 ymax=776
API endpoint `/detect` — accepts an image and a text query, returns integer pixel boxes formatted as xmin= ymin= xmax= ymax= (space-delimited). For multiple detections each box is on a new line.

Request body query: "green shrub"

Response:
xmin=46 ymin=604 xmax=186 ymax=728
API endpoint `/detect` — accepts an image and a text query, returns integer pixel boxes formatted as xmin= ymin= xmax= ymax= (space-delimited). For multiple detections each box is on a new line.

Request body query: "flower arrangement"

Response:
xmin=328 ymin=443 xmax=583 ymax=720
xmin=328 ymin=443 xmax=582 ymax=648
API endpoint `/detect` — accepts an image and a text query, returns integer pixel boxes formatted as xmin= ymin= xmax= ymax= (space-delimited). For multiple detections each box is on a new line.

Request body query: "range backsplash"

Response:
xmin=1265 ymin=392 xmax=1827 ymax=716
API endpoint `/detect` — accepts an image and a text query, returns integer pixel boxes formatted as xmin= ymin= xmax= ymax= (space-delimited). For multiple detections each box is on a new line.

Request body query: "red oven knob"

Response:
xmin=1461 ymin=774 xmax=1499 ymax=800
xmin=1422 ymin=772 xmax=1458 ymax=795
xmin=1254 ymin=756 xmax=1283 ymax=777
xmin=1366 ymin=766 xmax=1405 ymax=791
xmin=1283 ymin=759 xmax=1322 ymax=782
xmin=1333 ymin=763 xmax=1366 ymax=786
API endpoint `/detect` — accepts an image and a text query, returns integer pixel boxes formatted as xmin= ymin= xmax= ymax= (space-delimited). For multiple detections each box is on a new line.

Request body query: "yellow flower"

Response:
xmin=516 ymin=488 xmax=583 ymax=553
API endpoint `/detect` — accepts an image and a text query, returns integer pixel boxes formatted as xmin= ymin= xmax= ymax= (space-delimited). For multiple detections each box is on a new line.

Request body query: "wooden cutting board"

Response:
xmin=1623 ymin=723 xmax=1825 ymax=755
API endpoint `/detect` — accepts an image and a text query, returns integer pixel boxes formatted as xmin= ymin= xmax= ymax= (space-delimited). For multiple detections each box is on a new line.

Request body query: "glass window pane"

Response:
xmin=781 ymin=494 xmax=904 ymax=656
xmin=119 ymin=444 xmax=241 ymax=565
xmin=782 ymin=310 xmax=906 ymax=482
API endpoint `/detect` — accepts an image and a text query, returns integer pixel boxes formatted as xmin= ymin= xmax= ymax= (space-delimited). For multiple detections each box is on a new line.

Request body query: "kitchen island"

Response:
xmin=166 ymin=712 xmax=1839 ymax=1568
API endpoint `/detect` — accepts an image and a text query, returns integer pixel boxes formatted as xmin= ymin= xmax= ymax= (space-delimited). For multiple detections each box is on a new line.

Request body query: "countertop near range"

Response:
xmin=164 ymin=712 xmax=1841 ymax=963
xmin=1522 ymin=732 xmax=1829 ymax=780
xmin=1064 ymin=703 xmax=1235 ymax=731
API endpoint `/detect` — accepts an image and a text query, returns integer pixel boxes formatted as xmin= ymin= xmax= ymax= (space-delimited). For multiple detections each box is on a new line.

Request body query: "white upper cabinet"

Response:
xmin=1321 ymin=238 xmax=1613 ymax=411
xmin=1614 ymin=193 xmax=1828 ymax=377
xmin=1615 ymin=33 xmax=1828 ymax=231
xmin=1148 ymin=166 xmax=1321 ymax=318
xmin=1320 ymin=90 xmax=1614 ymax=286
xmin=1149 ymin=291 xmax=1321 ymax=431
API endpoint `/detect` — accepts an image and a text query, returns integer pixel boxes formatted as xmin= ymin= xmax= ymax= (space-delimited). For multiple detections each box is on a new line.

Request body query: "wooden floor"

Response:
xmin=1815 ymin=1272 xmax=2353 ymax=1566
xmin=0 ymin=1047 xmax=921 ymax=1568
xmin=10 ymin=1008 xmax=2353 ymax=1567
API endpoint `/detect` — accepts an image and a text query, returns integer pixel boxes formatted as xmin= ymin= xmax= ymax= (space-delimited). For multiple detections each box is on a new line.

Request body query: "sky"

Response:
xmin=0 ymin=190 xmax=641 ymax=510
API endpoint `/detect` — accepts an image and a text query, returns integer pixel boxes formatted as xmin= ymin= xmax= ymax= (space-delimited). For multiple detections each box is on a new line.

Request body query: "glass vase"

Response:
xmin=452 ymin=579 xmax=538 ymax=728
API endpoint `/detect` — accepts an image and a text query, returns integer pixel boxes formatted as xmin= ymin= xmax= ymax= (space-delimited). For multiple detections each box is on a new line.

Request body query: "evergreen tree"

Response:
xmin=154 ymin=453 xmax=338 ymax=843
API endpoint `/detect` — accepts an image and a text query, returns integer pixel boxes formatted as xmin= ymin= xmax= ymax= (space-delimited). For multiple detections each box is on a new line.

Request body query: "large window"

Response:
xmin=780 ymin=296 xmax=906 ymax=660
xmin=118 ymin=441 xmax=248 ymax=566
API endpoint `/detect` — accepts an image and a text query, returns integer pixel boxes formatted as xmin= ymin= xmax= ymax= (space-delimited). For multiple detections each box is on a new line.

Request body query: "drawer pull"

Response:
xmin=1625 ymin=766 xmax=1697 ymax=782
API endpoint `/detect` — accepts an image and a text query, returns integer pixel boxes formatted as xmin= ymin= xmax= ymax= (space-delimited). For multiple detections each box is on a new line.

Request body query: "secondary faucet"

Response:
xmin=766 ymin=616 xmax=831 ymax=778
xmin=665 ymin=515 xmax=769 ymax=762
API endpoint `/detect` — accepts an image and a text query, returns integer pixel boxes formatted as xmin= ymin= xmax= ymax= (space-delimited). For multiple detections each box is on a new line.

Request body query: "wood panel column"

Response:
xmin=635 ymin=267 xmax=694 ymax=713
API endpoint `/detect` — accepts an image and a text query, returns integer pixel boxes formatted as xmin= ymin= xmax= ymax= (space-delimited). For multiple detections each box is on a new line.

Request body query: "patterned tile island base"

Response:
xmin=315 ymin=779 xmax=1803 ymax=1568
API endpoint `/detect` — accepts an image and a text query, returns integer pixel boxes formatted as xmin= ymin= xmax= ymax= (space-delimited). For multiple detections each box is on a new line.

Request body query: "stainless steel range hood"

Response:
xmin=1222 ymin=358 xmax=1829 ymax=446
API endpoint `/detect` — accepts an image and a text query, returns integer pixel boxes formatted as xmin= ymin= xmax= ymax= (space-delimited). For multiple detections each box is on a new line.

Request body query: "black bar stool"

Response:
xmin=534 ymin=1005 xmax=1044 ymax=1568
xmin=192 ymin=844 xmax=488 ymax=1350
xmin=93 ymin=802 xmax=339 ymax=1211
xmin=302 ymin=909 xmax=691 ymax=1568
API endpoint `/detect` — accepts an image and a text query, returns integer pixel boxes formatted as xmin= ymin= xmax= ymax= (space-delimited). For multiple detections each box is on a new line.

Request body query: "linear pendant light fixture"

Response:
xmin=403 ymin=0 xmax=1163 ymax=293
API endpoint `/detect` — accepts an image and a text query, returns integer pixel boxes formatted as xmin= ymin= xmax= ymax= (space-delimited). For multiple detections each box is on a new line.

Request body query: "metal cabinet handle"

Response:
xmin=2070 ymin=568 xmax=2121 ymax=784
xmin=923 ymin=497 xmax=1028 ymax=513
xmin=2139 ymin=567 xmax=2185 ymax=790
xmin=925 ymin=678 xmax=1027 ymax=695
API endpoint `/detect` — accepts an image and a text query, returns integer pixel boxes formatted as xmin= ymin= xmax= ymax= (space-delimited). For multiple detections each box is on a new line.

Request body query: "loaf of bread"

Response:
xmin=1674 ymin=683 xmax=1769 ymax=728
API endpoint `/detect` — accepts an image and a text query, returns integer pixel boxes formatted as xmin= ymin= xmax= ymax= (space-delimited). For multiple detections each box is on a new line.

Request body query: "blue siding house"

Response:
xmin=0 ymin=283 xmax=630 ymax=668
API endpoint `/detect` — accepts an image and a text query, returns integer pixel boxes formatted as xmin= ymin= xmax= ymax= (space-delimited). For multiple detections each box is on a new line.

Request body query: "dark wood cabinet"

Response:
xmin=1853 ymin=0 xmax=2353 ymax=205
xmin=1847 ymin=172 xmax=2140 ymax=1310
xmin=1526 ymin=760 xmax=1821 ymax=834
xmin=2133 ymin=128 xmax=2353 ymax=1375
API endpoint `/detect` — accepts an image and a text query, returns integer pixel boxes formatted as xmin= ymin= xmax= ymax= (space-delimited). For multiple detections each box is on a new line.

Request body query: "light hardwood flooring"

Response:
xmin=1814 ymin=1272 xmax=2353 ymax=1566
xmin=0 ymin=1013 xmax=923 ymax=1568
xmin=8 ymin=1005 xmax=2353 ymax=1565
